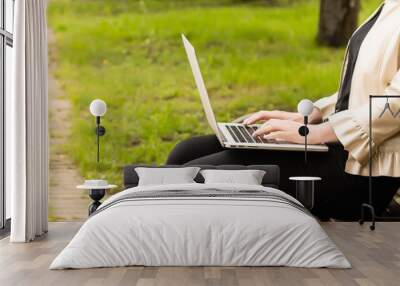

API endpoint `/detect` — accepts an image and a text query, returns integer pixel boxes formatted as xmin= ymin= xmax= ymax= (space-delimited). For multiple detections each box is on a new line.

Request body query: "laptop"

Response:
xmin=181 ymin=34 xmax=328 ymax=152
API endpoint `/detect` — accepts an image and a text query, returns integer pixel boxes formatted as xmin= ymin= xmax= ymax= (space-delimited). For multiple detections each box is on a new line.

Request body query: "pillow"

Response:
xmin=200 ymin=169 xmax=266 ymax=185
xmin=135 ymin=167 xmax=201 ymax=186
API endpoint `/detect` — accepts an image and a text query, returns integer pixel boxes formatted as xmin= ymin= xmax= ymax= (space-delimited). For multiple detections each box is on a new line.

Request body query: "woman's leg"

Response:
xmin=184 ymin=144 xmax=399 ymax=220
xmin=166 ymin=135 xmax=223 ymax=165
xmin=184 ymin=145 xmax=345 ymax=208
xmin=327 ymin=174 xmax=400 ymax=220
xmin=167 ymin=136 xmax=399 ymax=220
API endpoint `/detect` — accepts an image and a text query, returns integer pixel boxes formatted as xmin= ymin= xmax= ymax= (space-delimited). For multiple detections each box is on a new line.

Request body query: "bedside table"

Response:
xmin=289 ymin=176 xmax=321 ymax=210
xmin=77 ymin=181 xmax=117 ymax=215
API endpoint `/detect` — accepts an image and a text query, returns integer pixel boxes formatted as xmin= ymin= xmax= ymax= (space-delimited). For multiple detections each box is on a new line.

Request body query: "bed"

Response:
xmin=50 ymin=165 xmax=350 ymax=269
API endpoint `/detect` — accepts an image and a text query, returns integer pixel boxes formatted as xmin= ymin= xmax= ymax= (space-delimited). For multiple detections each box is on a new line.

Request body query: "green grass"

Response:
xmin=48 ymin=0 xmax=381 ymax=190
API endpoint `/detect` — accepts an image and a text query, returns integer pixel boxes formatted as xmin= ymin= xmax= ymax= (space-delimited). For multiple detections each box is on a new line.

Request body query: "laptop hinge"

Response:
xmin=217 ymin=126 xmax=227 ymax=143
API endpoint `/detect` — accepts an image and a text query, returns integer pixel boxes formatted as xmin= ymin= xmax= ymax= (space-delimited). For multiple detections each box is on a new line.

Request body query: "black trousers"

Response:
xmin=166 ymin=135 xmax=400 ymax=220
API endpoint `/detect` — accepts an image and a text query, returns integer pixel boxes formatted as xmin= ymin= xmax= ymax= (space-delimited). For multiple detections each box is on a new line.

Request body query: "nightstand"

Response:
xmin=77 ymin=181 xmax=117 ymax=215
xmin=289 ymin=176 xmax=321 ymax=210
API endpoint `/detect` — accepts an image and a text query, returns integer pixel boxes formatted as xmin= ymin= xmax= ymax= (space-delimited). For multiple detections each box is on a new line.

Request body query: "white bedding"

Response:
xmin=50 ymin=183 xmax=351 ymax=269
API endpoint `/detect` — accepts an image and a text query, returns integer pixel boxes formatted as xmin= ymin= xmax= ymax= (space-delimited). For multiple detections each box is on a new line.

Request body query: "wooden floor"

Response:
xmin=0 ymin=222 xmax=399 ymax=286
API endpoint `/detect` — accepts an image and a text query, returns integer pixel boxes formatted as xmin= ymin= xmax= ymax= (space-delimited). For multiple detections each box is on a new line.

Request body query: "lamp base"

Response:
xmin=95 ymin=125 xmax=106 ymax=136
xmin=298 ymin=125 xmax=309 ymax=136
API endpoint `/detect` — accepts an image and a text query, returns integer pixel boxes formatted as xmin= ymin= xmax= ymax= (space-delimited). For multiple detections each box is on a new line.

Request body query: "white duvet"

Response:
xmin=50 ymin=183 xmax=350 ymax=269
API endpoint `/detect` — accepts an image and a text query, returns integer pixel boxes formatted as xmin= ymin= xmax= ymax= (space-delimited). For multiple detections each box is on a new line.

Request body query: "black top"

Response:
xmin=335 ymin=5 xmax=383 ymax=113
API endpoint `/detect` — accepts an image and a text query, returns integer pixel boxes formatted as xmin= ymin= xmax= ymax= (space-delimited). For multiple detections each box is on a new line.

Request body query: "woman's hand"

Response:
xmin=243 ymin=110 xmax=303 ymax=125
xmin=252 ymin=120 xmax=338 ymax=145
xmin=252 ymin=119 xmax=308 ymax=144
xmin=243 ymin=108 xmax=323 ymax=125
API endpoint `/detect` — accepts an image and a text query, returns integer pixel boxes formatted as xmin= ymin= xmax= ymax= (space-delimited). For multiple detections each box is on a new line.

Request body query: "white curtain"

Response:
xmin=9 ymin=0 xmax=49 ymax=242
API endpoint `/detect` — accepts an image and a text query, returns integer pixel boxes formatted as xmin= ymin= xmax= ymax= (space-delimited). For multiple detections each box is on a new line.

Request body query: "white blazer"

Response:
xmin=314 ymin=0 xmax=400 ymax=177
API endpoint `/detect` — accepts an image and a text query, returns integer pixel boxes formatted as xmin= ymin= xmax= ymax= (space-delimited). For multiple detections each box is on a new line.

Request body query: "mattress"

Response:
xmin=50 ymin=183 xmax=350 ymax=269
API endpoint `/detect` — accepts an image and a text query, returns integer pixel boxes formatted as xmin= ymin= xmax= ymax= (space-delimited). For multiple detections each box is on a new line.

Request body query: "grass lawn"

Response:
xmin=48 ymin=0 xmax=381 ymax=190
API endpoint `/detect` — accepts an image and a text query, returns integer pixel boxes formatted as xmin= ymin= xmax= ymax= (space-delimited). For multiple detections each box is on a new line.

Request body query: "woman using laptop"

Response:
xmin=167 ymin=1 xmax=400 ymax=220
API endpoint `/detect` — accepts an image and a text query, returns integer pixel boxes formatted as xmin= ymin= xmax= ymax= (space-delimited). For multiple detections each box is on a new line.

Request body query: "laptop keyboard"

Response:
xmin=226 ymin=125 xmax=279 ymax=144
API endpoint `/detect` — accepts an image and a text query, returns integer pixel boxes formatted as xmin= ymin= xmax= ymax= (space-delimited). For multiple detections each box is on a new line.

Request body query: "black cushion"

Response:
xmin=123 ymin=164 xmax=280 ymax=189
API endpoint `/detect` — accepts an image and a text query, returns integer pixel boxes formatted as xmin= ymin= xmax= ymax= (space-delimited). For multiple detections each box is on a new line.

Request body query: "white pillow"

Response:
xmin=135 ymin=167 xmax=201 ymax=186
xmin=200 ymin=169 xmax=266 ymax=185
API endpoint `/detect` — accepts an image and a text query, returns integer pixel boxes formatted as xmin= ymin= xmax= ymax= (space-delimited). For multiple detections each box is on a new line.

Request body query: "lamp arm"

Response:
xmin=304 ymin=116 xmax=308 ymax=164
xmin=304 ymin=122 xmax=308 ymax=165
xmin=298 ymin=116 xmax=309 ymax=165
xmin=96 ymin=116 xmax=100 ymax=163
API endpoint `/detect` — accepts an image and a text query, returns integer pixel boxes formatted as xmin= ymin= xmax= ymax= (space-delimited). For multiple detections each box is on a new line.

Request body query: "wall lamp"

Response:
xmin=89 ymin=99 xmax=107 ymax=163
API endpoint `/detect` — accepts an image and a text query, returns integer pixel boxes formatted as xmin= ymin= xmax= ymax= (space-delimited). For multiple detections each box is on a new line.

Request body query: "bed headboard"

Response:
xmin=123 ymin=165 xmax=280 ymax=189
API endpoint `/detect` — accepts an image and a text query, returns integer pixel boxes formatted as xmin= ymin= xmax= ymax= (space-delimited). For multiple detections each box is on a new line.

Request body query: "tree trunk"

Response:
xmin=317 ymin=0 xmax=360 ymax=47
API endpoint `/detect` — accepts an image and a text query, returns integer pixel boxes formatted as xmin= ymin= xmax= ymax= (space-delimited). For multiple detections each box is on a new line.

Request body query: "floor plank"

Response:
xmin=0 ymin=222 xmax=399 ymax=286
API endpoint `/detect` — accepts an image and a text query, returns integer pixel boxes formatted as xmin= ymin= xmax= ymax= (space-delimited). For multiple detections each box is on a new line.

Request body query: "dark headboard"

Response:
xmin=123 ymin=165 xmax=280 ymax=189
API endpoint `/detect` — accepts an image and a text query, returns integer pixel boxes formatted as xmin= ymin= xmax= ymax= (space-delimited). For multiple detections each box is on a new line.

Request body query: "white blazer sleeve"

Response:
xmin=328 ymin=69 xmax=400 ymax=165
xmin=313 ymin=92 xmax=338 ymax=119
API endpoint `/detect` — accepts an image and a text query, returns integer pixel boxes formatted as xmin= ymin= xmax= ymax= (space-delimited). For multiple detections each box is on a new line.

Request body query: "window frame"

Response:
xmin=0 ymin=0 xmax=14 ymax=232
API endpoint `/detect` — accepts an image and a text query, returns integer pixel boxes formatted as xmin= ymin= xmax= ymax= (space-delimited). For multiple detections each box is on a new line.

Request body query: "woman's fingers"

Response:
xmin=264 ymin=131 xmax=292 ymax=142
xmin=243 ymin=110 xmax=302 ymax=125
xmin=243 ymin=111 xmax=270 ymax=125
xmin=252 ymin=119 xmax=288 ymax=137
xmin=243 ymin=110 xmax=287 ymax=125
xmin=251 ymin=119 xmax=306 ymax=144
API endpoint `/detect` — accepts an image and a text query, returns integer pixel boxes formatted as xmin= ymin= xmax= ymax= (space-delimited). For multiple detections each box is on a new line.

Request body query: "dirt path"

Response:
xmin=48 ymin=29 xmax=89 ymax=221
